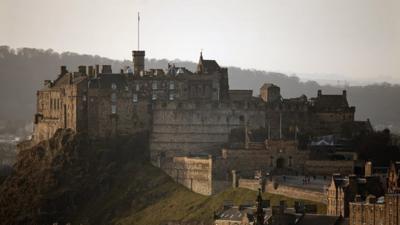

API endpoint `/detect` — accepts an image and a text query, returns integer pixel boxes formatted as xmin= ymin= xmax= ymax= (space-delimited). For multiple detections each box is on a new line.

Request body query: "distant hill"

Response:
xmin=1 ymin=46 xmax=399 ymax=133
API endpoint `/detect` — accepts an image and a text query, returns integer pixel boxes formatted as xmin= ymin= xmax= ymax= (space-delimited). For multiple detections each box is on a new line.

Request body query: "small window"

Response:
xmin=82 ymin=95 xmax=87 ymax=101
xmin=125 ymin=86 xmax=129 ymax=91
xmin=111 ymin=83 xmax=117 ymax=90
xmin=135 ymin=83 xmax=140 ymax=91
xmin=169 ymin=93 xmax=174 ymax=101
xmin=169 ymin=81 xmax=175 ymax=90
xmin=133 ymin=94 xmax=138 ymax=102
xmin=152 ymin=93 xmax=157 ymax=100
xmin=152 ymin=82 xmax=157 ymax=90
xmin=111 ymin=105 xmax=117 ymax=114
xmin=111 ymin=93 xmax=117 ymax=102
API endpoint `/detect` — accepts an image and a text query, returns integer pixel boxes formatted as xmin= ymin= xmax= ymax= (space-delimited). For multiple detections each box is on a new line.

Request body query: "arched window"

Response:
xmin=111 ymin=105 xmax=116 ymax=114
xmin=111 ymin=83 xmax=117 ymax=90
xmin=111 ymin=93 xmax=117 ymax=102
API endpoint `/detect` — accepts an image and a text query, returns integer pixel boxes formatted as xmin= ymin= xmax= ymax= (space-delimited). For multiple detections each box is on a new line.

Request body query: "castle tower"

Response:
xmin=132 ymin=50 xmax=145 ymax=75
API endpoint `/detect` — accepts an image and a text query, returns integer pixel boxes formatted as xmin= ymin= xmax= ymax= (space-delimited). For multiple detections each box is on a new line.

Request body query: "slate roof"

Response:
xmin=216 ymin=207 xmax=254 ymax=222
xmin=311 ymin=94 xmax=349 ymax=111
xmin=296 ymin=214 xmax=340 ymax=225
xmin=89 ymin=74 xmax=127 ymax=89
xmin=201 ymin=59 xmax=220 ymax=73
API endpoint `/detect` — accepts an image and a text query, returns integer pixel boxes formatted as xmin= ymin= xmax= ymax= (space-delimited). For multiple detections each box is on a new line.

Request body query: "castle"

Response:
xmin=32 ymin=49 xmax=372 ymax=195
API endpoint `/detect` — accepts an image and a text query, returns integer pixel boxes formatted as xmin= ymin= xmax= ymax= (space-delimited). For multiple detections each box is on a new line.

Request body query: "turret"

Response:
xmin=132 ymin=50 xmax=145 ymax=75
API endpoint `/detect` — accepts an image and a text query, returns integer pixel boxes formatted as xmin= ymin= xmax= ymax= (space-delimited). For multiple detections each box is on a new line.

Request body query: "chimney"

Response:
xmin=60 ymin=66 xmax=68 ymax=75
xmin=354 ymin=194 xmax=362 ymax=202
xmin=78 ymin=65 xmax=87 ymax=74
xmin=343 ymin=90 xmax=347 ymax=98
xmin=101 ymin=65 xmax=112 ymax=73
xmin=365 ymin=161 xmax=372 ymax=177
xmin=95 ymin=64 xmax=100 ymax=76
xmin=367 ymin=195 xmax=376 ymax=204
xmin=132 ymin=50 xmax=145 ymax=75
xmin=44 ymin=80 xmax=52 ymax=87
xmin=88 ymin=66 xmax=94 ymax=77
xmin=232 ymin=170 xmax=238 ymax=188
xmin=317 ymin=90 xmax=322 ymax=97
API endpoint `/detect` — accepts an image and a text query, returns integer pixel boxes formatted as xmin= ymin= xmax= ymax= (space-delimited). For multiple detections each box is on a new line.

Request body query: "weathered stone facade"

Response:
xmin=31 ymin=49 xmax=372 ymax=197
xmin=326 ymin=174 xmax=385 ymax=217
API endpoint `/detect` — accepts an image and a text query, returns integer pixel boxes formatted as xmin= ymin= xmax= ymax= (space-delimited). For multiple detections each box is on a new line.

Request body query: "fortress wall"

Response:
xmin=265 ymin=182 xmax=327 ymax=204
xmin=305 ymin=160 xmax=354 ymax=175
xmin=150 ymin=105 xmax=266 ymax=161
xmin=162 ymin=156 xmax=213 ymax=196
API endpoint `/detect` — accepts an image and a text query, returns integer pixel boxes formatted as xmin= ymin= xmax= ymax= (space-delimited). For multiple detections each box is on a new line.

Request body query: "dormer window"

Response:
xmin=111 ymin=83 xmax=117 ymax=90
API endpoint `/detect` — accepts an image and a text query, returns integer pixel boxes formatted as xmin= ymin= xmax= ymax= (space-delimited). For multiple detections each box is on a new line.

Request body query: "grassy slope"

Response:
xmin=73 ymin=162 xmax=325 ymax=225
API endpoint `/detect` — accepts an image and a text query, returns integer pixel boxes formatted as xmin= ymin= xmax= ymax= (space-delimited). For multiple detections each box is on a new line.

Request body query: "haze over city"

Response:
xmin=1 ymin=0 xmax=399 ymax=85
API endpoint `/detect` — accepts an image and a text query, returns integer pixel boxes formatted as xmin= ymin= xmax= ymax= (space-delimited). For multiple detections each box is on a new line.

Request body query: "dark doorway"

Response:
xmin=276 ymin=158 xmax=286 ymax=169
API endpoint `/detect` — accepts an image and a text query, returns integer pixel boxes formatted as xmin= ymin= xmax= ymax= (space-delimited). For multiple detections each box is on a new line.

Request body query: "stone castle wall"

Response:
xmin=265 ymin=182 xmax=326 ymax=204
xmin=162 ymin=156 xmax=213 ymax=195
xmin=150 ymin=101 xmax=266 ymax=162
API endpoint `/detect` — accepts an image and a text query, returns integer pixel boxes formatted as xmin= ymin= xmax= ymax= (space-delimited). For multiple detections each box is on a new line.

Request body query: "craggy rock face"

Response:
xmin=0 ymin=129 xmax=149 ymax=225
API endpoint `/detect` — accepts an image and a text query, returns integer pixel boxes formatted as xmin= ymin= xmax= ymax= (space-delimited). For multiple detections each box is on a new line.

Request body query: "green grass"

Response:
xmin=100 ymin=164 xmax=327 ymax=225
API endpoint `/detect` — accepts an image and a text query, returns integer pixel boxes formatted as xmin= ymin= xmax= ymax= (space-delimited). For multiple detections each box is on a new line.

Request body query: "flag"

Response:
xmin=138 ymin=12 xmax=140 ymax=21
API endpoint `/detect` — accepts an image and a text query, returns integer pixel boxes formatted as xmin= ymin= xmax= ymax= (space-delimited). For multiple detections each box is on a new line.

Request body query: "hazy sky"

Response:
xmin=1 ymin=0 xmax=399 ymax=85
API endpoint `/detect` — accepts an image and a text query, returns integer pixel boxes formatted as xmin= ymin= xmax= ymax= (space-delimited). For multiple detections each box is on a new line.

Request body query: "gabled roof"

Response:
xmin=196 ymin=52 xmax=221 ymax=74
xmin=201 ymin=59 xmax=220 ymax=72
xmin=312 ymin=94 xmax=349 ymax=110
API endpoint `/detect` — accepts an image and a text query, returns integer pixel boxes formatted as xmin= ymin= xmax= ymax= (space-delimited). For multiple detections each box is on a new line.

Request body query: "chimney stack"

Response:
xmin=60 ymin=66 xmax=68 ymax=75
xmin=132 ymin=50 xmax=145 ymax=75
xmin=78 ymin=65 xmax=87 ymax=75
xmin=95 ymin=64 xmax=100 ymax=76
xmin=343 ymin=90 xmax=347 ymax=98
xmin=101 ymin=65 xmax=112 ymax=74
xmin=317 ymin=90 xmax=322 ymax=97
xmin=88 ymin=66 xmax=94 ymax=77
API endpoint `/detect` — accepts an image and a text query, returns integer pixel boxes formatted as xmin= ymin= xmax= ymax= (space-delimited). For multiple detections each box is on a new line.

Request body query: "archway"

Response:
xmin=276 ymin=157 xmax=286 ymax=169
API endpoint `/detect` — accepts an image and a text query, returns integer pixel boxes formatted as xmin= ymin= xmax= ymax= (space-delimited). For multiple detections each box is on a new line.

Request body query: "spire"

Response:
xmin=255 ymin=188 xmax=265 ymax=225
xmin=197 ymin=50 xmax=204 ymax=74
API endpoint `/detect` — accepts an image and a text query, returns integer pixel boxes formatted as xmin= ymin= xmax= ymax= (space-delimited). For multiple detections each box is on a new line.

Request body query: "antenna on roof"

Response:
xmin=137 ymin=12 xmax=140 ymax=50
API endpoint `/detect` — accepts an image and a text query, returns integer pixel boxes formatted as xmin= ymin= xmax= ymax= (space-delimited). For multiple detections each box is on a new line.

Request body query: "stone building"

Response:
xmin=349 ymin=192 xmax=400 ymax=225
xmin=326 ymin=174 xmax=385 ymax=217
xmin=31 ymin=47 xmax=373 ymax=198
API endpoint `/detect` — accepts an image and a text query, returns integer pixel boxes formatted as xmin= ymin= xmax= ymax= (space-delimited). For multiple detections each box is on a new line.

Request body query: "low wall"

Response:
xmin=265 ymin=182 xmax=327 ymax=204
xmin=238 ymin=178 xmax=263 ymax=191
xmin=305 ymin=160 xmax=354 ymax=175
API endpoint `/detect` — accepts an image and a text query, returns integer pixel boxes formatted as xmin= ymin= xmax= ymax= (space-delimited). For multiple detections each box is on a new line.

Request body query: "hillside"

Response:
xmin=0 ymin=46 xmax=399 ymax=133
xmin=0 ymin=129 xmax=324 ymax=225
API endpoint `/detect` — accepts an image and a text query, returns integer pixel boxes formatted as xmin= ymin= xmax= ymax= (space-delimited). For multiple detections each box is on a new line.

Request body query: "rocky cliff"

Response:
xmin=0 ymin=129 xmax=150 ymax=225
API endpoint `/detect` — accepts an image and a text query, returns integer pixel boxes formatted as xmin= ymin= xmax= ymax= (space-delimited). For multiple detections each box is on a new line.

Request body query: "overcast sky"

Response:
xmin=1 ymin=0 xmax=399 ymax=85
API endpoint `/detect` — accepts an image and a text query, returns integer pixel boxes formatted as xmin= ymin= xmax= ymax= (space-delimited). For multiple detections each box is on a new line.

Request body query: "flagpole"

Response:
xmin=137 ymin=12 xmax=140 ymax=50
